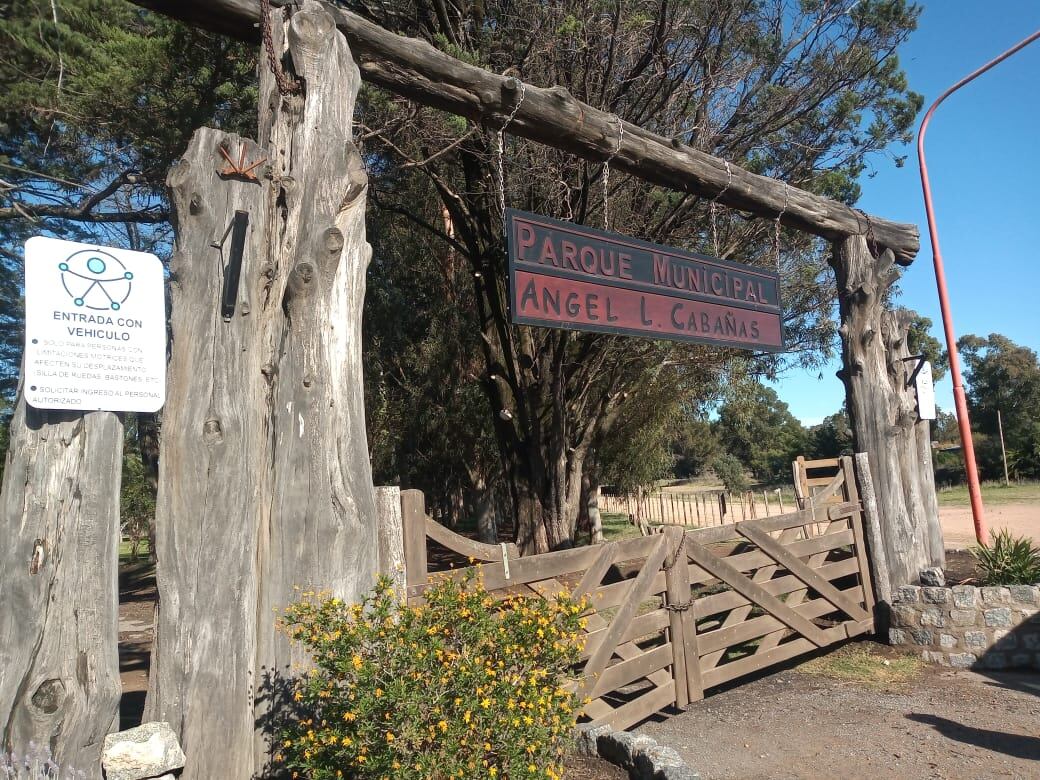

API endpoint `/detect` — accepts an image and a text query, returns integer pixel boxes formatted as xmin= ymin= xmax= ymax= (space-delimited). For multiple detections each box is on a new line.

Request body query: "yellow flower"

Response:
xmin=386 ymin=731 xmax=395 ymax=742
xmin=343 ymin=711 xmax=357 ymax=722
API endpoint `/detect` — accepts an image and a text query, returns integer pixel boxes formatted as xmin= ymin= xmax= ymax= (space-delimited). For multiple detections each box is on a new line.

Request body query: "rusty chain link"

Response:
xmin=260 ymin=0 xmax=301 ymax=96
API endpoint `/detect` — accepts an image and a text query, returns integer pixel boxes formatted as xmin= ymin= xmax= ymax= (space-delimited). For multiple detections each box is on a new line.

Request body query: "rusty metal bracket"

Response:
xmin=218 ymin=144 xmax=267 ymax=182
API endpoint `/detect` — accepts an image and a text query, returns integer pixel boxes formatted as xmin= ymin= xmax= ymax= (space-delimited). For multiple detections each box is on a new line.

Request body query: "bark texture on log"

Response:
xmin=0 ymin=398 xmax=122 ymax=774
xmin=129 ymin=0 xmax=919 ymax=261
xmin=374 ymin=486 xmax=406 ymax=599
xmin=832 ymin=236 xmax=944 ymax=591
xmin=143 ymin=4 xmax=377 ymax=777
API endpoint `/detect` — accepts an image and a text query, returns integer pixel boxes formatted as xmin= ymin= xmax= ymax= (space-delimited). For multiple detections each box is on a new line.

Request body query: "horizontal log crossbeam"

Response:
xmin=132 ymin=0 xmax=920 ymax=262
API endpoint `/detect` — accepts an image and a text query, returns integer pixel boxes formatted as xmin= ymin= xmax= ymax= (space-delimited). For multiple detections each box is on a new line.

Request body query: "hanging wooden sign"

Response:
xmin=506 ymin=209 xmax=784 ymax=351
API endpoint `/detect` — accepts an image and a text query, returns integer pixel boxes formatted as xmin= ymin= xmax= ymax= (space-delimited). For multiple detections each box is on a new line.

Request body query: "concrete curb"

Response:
xmin=575 ymin=724 xmax=700 ymax=780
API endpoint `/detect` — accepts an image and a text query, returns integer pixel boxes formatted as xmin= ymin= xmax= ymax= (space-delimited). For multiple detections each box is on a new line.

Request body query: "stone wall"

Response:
xmin=887 ymin=583 xmax=1040 ymax=670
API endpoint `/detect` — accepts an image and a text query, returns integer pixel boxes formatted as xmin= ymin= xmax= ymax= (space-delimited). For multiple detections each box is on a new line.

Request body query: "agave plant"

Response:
xmin=0 ymin=744 xmax=84 ymax=780
xmin=970 ymin=529 xmax=1040 ymax=586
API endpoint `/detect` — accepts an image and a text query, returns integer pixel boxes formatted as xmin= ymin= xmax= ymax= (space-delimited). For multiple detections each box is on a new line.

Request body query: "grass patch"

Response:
xmin=937 ymin=481 xmax=1040 ymax=507
xmin=600 ymin=511 xmax=640 ymax=542
xmin=119 ymin=539 xmax=150 ymax=562
xmin=797 ymin=642 xmax=923 ymax=689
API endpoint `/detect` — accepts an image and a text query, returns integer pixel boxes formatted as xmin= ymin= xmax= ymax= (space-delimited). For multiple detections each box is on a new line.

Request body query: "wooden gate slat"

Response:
xmin=684 ymin=540 xmax=831 ymax=647
xmin=699 ymin=525 xmax=802 ymax=669
xmin=590 ymin=643 xmax=673 ymax=698
xmin=588 ymin=681 xmax=676 ymax=731
xmin=579 ymin=535 xmax=671 ymax=699
xmin=574 ymin=542 xmax=619 ymax=600
xmin=736 ymin=523 xmax=871 ymax=622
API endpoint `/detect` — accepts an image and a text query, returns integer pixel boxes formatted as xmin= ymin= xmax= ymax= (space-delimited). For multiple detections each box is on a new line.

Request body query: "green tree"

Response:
xmin=906 ymin=312 xmax=948 ymax=381
xmin=359 ymin=0 xmax=922 ymax=551
xmin=958 ymin=333 xmax=1040 ymax=479
xmin=806 ymin=409 xmax=853 ymax=459
xmin=714 ymin=382 xmax=808 ymax=483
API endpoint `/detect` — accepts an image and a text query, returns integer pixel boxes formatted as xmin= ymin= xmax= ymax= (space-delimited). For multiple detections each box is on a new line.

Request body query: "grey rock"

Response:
xmin=920 ymin=607 xmax=946 ymax=628
xmin=939 ymin=633 xmax=957 ymax=649
xmin=984 ymin=607 xmax=1013 ymax=628
xmin=947 ymin=652 xmax=977 ymax=668
xmin=660 ymin=766 xmax=702 ymax=780
xmin=634 ymin=745 xmax=685 ymax=777
xmin=978 ymin=652 xmax=1007 ymax=670
xmin=575 ymin=724 xmax=611 ymax=758
xmin=922 ymin=587 xmax=951 ymax=605
xmin=964 ymin=630 xmax=988 ymax=650
xmin=992 ymin=629 xmax=1017 ymax=649
xmin=952 ymin=586 xmax=978 ymax=609
xmin=597 ymin=730 xmax=639 ymax=765
xmin=920 ymin=567 xmax=945 ymax=587
xmin=980 ymin=587 xmax=1011 ymax=605
xmin=102 ymin=722 xmax=185 ymax=780
xmin=950 ymin=609 xmax=978 ymax=627
xmin=921 ymin=650 xmax=947 ymax=665
xmin=890 ymin=605 xmax=919 ymax=627
xmin=909 ymin=628 xmax=934 ymax=646
xmin=888 ymin=628 xmax=909 ymax=645
xmin=893 ymin=585 xmax=921 ymax=604
xmin=1009 ymin=585 xmax=1039 ymax=605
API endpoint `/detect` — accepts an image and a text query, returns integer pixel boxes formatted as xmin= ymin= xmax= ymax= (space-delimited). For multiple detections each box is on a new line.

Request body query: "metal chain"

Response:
xmin=260 ymin=0 xmax=301 ymax=96
xmin=856 ymin=208 xmax=878 ymax=257
xmin=709 ymin=159 xmax=733 ymax=257
xmin=663 ymin=529 xmax=687 ymax=571
xmin=495 ymin=80 xmax=527 ymax=217
xmin=602 ymin=114 xmax=624 ymax=231
xmin=774 ymin=181 xmax=790 ymax=272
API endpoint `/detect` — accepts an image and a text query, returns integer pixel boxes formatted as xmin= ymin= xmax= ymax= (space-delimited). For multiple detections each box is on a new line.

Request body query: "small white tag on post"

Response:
xmin=914 ymin=360 xmax=936 ymax=421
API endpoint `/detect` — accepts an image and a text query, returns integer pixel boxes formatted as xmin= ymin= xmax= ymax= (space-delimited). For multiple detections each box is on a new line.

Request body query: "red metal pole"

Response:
xmin=917 ymin=28 xmax=1040 ymax=547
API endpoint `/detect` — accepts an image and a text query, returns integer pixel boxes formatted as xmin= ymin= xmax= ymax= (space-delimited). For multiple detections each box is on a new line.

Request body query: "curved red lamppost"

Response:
xmin=917 ymin=28 xmax=1040 ymax=547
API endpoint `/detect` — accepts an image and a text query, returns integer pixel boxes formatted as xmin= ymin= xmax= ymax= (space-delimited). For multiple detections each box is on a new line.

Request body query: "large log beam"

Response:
xmin=131 ymin=0 xmax=920 ymax=262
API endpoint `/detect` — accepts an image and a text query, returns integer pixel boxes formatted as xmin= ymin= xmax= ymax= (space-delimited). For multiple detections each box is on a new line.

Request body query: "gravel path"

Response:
xmin=636 ymin=657 xmax=1040 ymax=779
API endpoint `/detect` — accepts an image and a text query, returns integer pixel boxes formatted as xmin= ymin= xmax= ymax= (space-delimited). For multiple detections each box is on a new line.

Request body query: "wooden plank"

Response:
xmin=737 ymin=523 xmax=871 ymax=622
xmin=697 ymin=585 xmax=865 ymax=654
xmin=692 ymin=557 xmax=860 ymax=619
xmin=574 ymin=542 xmax=620 ymax=601
xmin=688 ymin=528 xmax=856 ymax=585
xmin=800 ymin=457 xmax=841 ymax=470
xmin=590 ymin=643 xmax=673 ymax=699
xmin=854 ymin=450 xmax=893 ymax=605
xmin=669 ymin=530 xmax=703 ymax=703
xmin=585 ymin=570 xmax=666 ymax=612
xmin=700 ymin=624 xmax=847 ymax=689
xmin=841 ymin=456 xmax=876 ymax=616
xmin=579 ymin=696 xmax=615 ymax=722
xmin=699 ymin=525 xmax=801 ymax=669
xmin=424 ymin=516 xmax=520 ymax=563
xmin=684 ymin=540 xmax=830 ymax=647
xmin=748 ymin=502 xmax=858 ymax=534
xmin=589 ymin=682 xmax=677 ymax=732
xmin=581 ymin=609 xmax=671 ymax=661
xmin=579 ymin=536 xmax=671 ymax=699
xmin=401 ymin=489 xmax=428 ymax=589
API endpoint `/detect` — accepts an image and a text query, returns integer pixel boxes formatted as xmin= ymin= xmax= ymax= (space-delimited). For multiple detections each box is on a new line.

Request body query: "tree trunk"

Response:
xmin=832 ymin=235 xmax=944 ymax=591
xmin=0 ymin=396 xmax=123 ymax=774
xmin=144 ymin=4 xmax=378 ymax=778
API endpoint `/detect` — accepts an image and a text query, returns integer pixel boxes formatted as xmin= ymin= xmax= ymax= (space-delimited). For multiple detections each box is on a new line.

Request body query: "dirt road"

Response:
xmin=940 ymin=504 xmax=1038 ymax=549
xmin=637 ymin=644 xmax=1040 ymax=780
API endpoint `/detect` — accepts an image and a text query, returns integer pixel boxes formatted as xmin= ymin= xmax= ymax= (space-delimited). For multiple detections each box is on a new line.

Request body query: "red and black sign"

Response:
xmin=506 ymin=209 xmax=784 ymax=351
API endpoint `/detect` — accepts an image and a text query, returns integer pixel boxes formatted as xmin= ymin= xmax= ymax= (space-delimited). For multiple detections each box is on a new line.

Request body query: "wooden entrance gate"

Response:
xmin=403 ymin=459 xmax=876 ymax=730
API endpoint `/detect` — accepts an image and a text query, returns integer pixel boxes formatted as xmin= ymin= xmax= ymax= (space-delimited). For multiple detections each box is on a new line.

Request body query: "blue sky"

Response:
xmin=771 ymin=1 xmax=1040 ymax=424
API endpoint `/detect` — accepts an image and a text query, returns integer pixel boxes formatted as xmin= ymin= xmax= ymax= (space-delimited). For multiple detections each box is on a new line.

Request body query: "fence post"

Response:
xmin=401 ymin=489 xmax=427 ymax=594
xmin=852 ymin=453 xmax=892 ymax=607
xmin=375 ymin=486 xmax=406 ymax=600
xmin=663 ymin=527 xmax=702 ymax=705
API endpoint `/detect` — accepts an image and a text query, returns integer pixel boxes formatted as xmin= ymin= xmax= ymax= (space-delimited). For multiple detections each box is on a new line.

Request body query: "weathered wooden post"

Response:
xmin=832 ymin=235 xmax=944 ymax=590
xmin=0 ymin=399 xmax=123 ymax=771
xmin=143 ymin=4 xmax=378 ymax=777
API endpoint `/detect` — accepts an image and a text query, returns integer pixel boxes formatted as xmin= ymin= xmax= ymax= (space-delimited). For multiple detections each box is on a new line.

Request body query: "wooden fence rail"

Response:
xmin=599 ymin=487 xmax=791 ymax=528
xmin=401 ymin=459 xmax=876 ymax=730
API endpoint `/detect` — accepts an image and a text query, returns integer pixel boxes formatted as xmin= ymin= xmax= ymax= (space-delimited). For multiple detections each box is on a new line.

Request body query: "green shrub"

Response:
xmin=970 ymin=529 xmax=1040 ymax=585
xmin=278 ymin=573 xmax=587 ymax=780
xmin=711 ymin=452 xmax=749 ymax=493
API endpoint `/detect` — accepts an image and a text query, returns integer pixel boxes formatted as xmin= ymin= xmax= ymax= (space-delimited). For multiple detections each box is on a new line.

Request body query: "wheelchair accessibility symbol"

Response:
xmin=58 ymin=248 xmax=134 ymax=311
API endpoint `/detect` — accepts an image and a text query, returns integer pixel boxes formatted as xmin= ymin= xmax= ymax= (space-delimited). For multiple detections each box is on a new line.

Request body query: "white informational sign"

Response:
xmin=24 ymin=237 xmax=166 ymax=412
xmin=914 ymin=359 xmax=936 ymax=421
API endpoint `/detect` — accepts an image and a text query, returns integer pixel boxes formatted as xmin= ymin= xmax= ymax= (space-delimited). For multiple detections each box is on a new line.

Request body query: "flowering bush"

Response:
xmin=278 ymin=573 xmax=587 ymax=779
